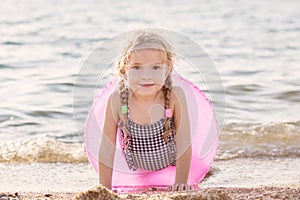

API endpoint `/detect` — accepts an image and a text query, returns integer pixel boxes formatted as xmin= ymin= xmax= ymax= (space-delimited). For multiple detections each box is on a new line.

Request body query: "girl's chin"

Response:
xmin=131 ymin=86 xmax=161 ymax=96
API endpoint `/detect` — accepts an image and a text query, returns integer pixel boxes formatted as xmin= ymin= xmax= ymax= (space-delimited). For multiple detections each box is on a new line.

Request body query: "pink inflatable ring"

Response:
xmin=84 ymin=74 xmax=219 ymax=192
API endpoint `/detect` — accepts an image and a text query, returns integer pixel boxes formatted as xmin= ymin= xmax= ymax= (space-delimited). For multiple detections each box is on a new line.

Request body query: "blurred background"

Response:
xmin=0 ymin=0 xmax=299 ymax=192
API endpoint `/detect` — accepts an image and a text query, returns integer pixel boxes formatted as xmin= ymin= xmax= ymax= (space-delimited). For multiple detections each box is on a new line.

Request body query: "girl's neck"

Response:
xmin=130 ymin=90 xmax=162 ymax=103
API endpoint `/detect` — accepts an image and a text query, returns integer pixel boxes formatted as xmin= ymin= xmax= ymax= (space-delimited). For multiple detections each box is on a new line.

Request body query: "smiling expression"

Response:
xmin=125 ymin=49 xmax=170 ymax=97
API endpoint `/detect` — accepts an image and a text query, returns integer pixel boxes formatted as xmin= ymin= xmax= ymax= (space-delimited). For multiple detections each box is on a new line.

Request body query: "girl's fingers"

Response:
xmin=180 ymin=184 xmax=193 ymax=191
xmin=170 ymin=184 xmax=193 ymax=191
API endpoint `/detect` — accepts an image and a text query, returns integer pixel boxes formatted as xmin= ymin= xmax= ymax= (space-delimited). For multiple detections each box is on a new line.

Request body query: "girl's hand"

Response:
xmin=169 ymin=183 xmax=193 ymax=191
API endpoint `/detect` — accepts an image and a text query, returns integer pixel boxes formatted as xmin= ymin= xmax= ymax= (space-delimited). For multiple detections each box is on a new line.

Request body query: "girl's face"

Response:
xmin=125 ymin=49 xmax=170 ymax=97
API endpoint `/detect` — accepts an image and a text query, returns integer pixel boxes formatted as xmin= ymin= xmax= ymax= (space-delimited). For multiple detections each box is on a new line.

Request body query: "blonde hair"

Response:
xmin=117 ymin=31 xmax=175 ymax=142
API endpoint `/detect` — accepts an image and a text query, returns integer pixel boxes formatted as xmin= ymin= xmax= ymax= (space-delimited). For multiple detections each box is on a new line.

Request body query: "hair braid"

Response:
xmin=119 ymin=78 xmax=129 ymax=135
xmin=162 ymin=75 xmax=173 ymax=142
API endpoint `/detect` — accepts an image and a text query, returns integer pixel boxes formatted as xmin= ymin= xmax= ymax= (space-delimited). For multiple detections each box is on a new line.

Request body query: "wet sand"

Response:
xmin=1 ymin=185 xmax=300 ymax=200
xmin=1 ymin=158 xmax=299 ymax=199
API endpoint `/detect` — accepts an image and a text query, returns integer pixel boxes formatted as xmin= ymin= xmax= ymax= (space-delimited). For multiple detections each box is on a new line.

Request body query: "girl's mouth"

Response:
xmin=139 ymin=83 xmax=155 ymax=88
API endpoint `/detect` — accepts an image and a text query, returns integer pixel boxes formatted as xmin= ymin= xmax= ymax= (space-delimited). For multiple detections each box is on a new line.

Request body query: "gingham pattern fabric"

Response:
xmin=119 ymin=88 xmax=177 ymax=171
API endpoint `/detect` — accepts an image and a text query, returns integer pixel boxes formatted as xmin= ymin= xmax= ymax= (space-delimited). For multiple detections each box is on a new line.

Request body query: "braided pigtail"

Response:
xmin=119 ymin=78 xmax=130 ymax=149
xmin=162 ymin=75 xmax=174 ymax=143
xmin=119 ymin=78 xmax=137 ymax=171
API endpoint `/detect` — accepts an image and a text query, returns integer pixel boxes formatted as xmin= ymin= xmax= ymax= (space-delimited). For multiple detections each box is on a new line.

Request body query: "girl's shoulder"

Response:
xmin=170 ymin=86 xmax=187 ymax=104
xmin=170 ymin=86 xmax=188 ymax=114
xmin=107 ymin=87 xmax=122 ymax=112
xmin=110 ymin=86 xmax=121 ymax=98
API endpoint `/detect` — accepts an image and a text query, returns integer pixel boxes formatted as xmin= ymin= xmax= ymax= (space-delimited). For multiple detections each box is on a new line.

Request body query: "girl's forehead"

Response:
xmin=129 ymin=49 xmax=165 ymax=65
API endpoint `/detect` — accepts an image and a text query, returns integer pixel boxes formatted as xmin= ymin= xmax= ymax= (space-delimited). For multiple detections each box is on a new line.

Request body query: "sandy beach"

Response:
xmin=1 ymin=185 xmax=300 ymax=200
xmin=1 ymin=158 xmax=300 ymax=199
xmin=1 ymin=1 xmax=300 ymax=200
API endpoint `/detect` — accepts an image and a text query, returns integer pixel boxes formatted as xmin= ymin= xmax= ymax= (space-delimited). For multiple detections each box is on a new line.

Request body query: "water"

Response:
xmin=1 ymin=0 xmax=300 ymax=192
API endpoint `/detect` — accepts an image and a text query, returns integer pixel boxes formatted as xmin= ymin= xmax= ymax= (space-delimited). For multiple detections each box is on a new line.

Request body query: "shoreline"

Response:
xmin=1 ymin=157 xmax=299 ymax=199
xmin=1 ymin=157 xmax=300 ymax=192
xmin=1 ymin=185 xmax=300 ymax=200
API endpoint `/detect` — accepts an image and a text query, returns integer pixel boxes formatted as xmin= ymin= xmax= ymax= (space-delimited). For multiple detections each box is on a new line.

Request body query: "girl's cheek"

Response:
xmin=155 ymin=74 xmax=168 ymax=85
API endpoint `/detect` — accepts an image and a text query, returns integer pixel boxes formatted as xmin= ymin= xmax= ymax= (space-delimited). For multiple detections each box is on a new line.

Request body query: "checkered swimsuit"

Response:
xmin=119 ymin=89 xmax=177 ymax=171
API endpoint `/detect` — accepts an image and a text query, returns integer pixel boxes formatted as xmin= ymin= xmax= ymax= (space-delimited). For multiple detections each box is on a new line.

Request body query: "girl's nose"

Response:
xmin=140 ymin=68 xmax=152 ymax=79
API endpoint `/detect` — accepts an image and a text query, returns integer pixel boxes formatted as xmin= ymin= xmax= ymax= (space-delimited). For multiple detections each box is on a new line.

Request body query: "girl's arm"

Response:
xmin=98 ymin=92 xmax=119 ymax=189
xmin=172 ymin=87 xmax=192 ymax=186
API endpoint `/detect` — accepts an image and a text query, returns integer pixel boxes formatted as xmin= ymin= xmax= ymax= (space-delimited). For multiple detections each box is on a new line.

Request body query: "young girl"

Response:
xmin=98 ymin=31 xmax=192 ymax=191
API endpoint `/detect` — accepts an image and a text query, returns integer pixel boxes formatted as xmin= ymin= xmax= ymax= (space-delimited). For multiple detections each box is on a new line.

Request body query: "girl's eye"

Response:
xmin=132 ymin=66 xmax=141 ymax=70
xmin=153 ymin=65 xmax=161 ymax=70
